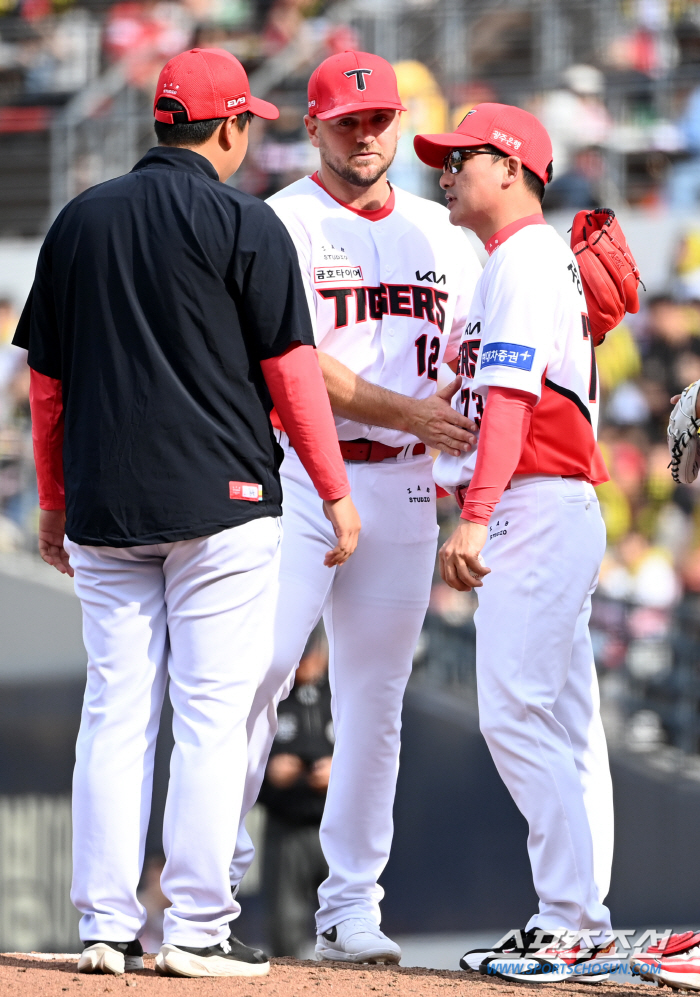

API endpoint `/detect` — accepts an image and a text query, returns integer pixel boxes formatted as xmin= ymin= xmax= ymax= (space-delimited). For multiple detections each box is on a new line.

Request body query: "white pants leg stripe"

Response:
xmin=475 ymin=475 xmax=613 ymax=933
xmin=68 ymin=517 xmax=281 ymax=947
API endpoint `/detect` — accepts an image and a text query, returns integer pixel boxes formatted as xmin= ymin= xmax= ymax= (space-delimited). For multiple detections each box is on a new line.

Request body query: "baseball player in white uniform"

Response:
xmin=414 ymin=105 xmax=616 ymax=981
xmin=228 ymin=51 xmax=482 ymax=963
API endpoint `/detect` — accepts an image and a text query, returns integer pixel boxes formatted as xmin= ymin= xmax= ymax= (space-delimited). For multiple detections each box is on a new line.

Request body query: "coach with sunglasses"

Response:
xmin=415 ymin=105 xmax=615 ymax=980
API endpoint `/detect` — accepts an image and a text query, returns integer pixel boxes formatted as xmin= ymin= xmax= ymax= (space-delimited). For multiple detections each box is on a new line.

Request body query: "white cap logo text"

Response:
xmin=492 ymin=128 xmax=523 ymax=151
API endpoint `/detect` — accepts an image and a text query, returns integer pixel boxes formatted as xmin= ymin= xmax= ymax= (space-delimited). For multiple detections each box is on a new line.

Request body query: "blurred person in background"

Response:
xmin=0 ymin=298 xmax=18 ymax=345
xmin=595 ymin=321 xmax=647 ymax=428
xmin=0 ymin=299 xmax=21 ymax=413
xmin=104 ymin=0 xmax=193 ymax=88
xmin=598 ymin=530 xmax=680 ymax=609
xmin=0 ymin=298 xmax=34 ymax=548
xmin=262 ymin=0 xmax=314 ymax=56
xmin=641 ymin=296 xmax=700 ymax=408
xmin=534 ymin=64 xmax=612 ymax=176
xmin=389 ymin=60 xmax=447 ymax=197
xmin=667 ymin=84 xmax=700 ymax=209
xmin=672 ymin=229 xmax=700 ymax=300
xmin=544 ymin=147 xmax=605 ymax=210
xmin=259 ymin=626 xmax=333 ymax=958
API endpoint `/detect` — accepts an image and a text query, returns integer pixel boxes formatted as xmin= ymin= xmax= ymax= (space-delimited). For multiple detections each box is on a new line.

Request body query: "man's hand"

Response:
xmin=322 ymin=494 xmax=361 ymax=567
xmin=38 ymin=509 xmax=73 ymax=577
xmin=670 ymin=391 xmax=700 ymax=419
xmin=318 ymin=353 xmax=476 ymax=454
xmin=405 ymin=377 xmax=477 ymax=456
xmin=439 ymin=519 xmax=491 ymax=591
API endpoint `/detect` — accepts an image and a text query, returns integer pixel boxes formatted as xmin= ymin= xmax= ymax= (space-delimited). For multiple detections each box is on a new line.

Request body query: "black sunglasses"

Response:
xmin=442 ymin=148 xmax=504 ymax=174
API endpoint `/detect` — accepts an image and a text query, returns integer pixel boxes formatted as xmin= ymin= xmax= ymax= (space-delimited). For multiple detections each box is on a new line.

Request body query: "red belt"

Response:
xmin=339 ymin=438 xmax=426 ymax=463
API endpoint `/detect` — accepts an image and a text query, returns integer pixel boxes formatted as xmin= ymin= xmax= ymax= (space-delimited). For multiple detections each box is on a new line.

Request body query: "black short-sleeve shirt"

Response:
xmin=13 ymin=146 xmax=315 ymax=547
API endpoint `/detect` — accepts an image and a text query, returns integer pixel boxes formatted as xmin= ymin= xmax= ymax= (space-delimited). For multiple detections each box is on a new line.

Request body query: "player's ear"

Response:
xmin=219 ymin=116 xmax=238 ymax=151
xmin=305 ymin=114 xmax=320 ymax=148
xmin=502 ymin=155 xmax=521 ymax=189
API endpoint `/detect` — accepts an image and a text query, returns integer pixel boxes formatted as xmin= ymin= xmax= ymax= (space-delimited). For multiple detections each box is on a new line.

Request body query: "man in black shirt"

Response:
xmin=14 ymin=47 xmax=359 ymax=979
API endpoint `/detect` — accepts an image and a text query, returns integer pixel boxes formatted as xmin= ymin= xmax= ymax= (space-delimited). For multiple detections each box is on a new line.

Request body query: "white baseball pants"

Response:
xmin=67 ymin=517 xmax=281 ymax=948
xmin=229 ymin=444 xmax=438 ymax=932
xmin=474 ymin=474 xmax=613 ymax=934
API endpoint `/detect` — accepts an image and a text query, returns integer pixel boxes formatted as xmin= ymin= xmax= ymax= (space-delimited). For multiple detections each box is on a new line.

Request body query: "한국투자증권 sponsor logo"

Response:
xmin=480 ymin=342 xmax=535 ymax=371
xmin=314 ymin=266 xmax=363 ymax=283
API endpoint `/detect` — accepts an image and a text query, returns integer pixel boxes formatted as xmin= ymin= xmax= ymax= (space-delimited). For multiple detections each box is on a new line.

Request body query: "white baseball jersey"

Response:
xmin=434 ymin=218 xmax=608 ymax=491
xmin=267 ymin=174 xmax=482 ymax=447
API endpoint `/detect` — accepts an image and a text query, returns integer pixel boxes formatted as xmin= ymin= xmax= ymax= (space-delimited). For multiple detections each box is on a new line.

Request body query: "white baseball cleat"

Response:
xmin=315 ymin=918 xmax=401 ymax=964
xmin=155 ymin=936 xmax=270 ymax=977
xmin=77 ymin=940 xmax=144 ymax=975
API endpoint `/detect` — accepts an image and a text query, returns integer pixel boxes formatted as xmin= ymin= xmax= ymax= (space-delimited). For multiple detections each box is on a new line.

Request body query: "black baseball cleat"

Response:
xmin=155 ymin=934 xmax=270 ymax=977
xmin=464 ymin=929 xmax=619 ymax=984
xmin=77 ymin=939 xmax=144 ymax=975
xmin=460 ymin=928 xmax=557 ymax=972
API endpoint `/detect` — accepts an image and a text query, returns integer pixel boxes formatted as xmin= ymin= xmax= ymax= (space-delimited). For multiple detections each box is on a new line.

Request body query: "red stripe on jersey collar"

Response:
xmin=310 ymin=171 xmax=395 ymax=221
xmin=485 ymin=213 xmax=547 ymax=257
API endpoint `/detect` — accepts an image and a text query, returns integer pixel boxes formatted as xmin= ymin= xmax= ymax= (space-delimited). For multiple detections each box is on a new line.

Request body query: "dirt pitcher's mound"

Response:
xmin=1 ymin=953 xmax=642 ymax=996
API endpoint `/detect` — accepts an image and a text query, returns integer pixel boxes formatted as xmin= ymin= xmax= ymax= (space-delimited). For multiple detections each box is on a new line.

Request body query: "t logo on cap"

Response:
xmin=344 ymin=68 xmax=373 ymax=92
xmin=307 ymin=51 xmax=406 ymax=120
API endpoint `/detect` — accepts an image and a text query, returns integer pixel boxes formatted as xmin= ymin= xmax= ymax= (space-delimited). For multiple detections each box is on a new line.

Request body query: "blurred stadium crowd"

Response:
xmin=2 ymin=0 xmax=700 ymax=764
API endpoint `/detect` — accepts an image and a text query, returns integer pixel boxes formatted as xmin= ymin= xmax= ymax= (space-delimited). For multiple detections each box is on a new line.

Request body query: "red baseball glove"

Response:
xmin=570 ymin=208 xmax=642 ymax=346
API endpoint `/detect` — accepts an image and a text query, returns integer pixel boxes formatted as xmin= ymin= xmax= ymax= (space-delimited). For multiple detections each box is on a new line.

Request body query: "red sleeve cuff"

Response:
xmin=461 ymin=386 xmax=535 ymax=524
xmin=261 ymin=344 xmax=349 ymax=501
xmin=29 ymin=367 xmax=65 ymax=510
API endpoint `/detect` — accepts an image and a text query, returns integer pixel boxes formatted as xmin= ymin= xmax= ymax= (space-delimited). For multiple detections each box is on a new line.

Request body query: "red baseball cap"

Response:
xmin=154 ymin=48 xmax=279 ymax=123
xmin=414 ymin=103 xmax=553 ymax=184
xmin=307 ymin=50 xmax=407 ymax=120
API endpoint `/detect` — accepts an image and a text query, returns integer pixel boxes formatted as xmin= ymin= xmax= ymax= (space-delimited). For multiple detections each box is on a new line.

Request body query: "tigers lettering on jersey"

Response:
xmin=266 ymin=176 xmax=482 ymax=449
xmin=318 ymin=284 xmax=449 ymax=331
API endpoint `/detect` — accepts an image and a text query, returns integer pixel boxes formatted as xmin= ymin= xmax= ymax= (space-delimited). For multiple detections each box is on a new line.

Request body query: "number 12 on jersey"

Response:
xmin=415 ymin=334 xmax=440 ymax=381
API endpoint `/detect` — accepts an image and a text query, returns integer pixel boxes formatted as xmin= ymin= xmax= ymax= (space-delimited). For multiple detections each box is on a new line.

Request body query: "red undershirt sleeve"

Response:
xmin=260 ymin=343 xmax=349 ymax=502
xmin=461 ymin=386 xmax=536 ymax=525
xmin=29 ymin=367 xmax=65 ymax=510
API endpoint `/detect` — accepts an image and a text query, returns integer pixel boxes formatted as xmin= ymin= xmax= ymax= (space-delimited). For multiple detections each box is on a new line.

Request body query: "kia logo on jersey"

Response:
xmin=415 ymin=270 xmax=446 ymax=284
xmin=344 ymin=68 xmax=373 ymax=91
